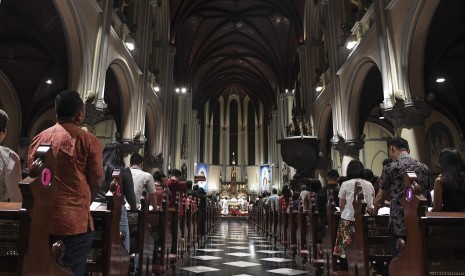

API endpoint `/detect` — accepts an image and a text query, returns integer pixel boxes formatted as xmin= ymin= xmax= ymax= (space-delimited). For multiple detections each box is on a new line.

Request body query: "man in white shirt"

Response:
xmin=129 ymin=153 xmax=157 ymax=209
xmin=267 ymin=188 xmax=279 ymax=211
xmin=0 ymin=109 xmax=22 ymax=202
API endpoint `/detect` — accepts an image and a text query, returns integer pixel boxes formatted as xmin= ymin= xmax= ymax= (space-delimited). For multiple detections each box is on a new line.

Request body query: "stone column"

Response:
xmin=270 ymin=110 xmax=279 ymax=186
xmin=159 ymin=45 xmax=176 ymax=173
xmin=383 ymin=101 xmax=432 ymax=164
xmin=240 ymin=125 xmax=246 ymax=180
xmin=132 ymin=0 xmax=157 ymax=144
xmin=92 ymin=0 xmax=113 ymax=110
xmin=321 ymin=0 xmax=346 ymax=142
xmin=373 ymin=0 xmax=402 ymax=109
xmin=189 ymin=110 xmax=199 ymax=179
xmin=222 ymin=127 xmax=227 ymax=181
xmin=297 ymin=43 xmax=314 ymax=125
xmin=332 ymin=139 xmax=364 ymax=176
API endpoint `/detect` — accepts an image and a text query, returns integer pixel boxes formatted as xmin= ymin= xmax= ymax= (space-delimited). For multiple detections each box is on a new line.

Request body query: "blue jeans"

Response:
xmin=50 ymin=229 xmax=94 ymax=276
xmin=120 ymin=205 xmax=130 ymax=252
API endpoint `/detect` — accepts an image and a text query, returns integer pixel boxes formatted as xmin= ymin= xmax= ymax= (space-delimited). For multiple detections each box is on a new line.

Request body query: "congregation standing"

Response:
xmin=2 ymin=91 xmax=465 ymax=276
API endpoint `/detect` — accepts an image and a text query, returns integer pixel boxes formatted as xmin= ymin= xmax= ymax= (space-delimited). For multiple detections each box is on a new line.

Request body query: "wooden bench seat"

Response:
xmin=87 ymin=186 xmax=130 ymax=275
xmin=0 ymin=145 xmax=72 ymax=275
xmin=345 ymin=182 xmax=391 ymax=276
xmin=389 ymin=173 xmax=465 ymax=276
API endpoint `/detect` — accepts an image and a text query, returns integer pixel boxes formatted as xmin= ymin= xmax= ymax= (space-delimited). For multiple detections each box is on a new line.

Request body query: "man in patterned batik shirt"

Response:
xmin=28 ymin=90 xmax=103 ymax=276
xmin=370 ymin=137 xmax=430 ymax=257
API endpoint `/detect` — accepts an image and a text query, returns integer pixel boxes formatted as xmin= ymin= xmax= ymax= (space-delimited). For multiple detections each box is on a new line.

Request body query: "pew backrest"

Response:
xmin=0 ymin=144 xmax=73 ymax=275
xmin=388 ymin=173 xmax=428 ymax=276
xmin=421 ymin=212 xmax=465 ymax=275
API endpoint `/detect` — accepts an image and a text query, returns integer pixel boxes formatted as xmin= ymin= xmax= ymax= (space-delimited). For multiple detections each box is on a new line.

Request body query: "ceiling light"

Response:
xmin=175 ymin=88 xmax=180 ymax=93
xmin=125 ymin=42 xmax=135 ymax=51
xmin=436 ymin=77 xmax=445 ymax=83
xmin=154 ymin=86 xmax=160 ymax=92
xmin=346 ymin=40 xmax=357 ymax=50
xmin=181 ymin=87 xmax=187 ymax=93
xmin=45 ymin=79 xmax=53 ymax=85
xmin=315 ymin=86 xmax=323 ymax=92
xmin=285 ymin=89 xmax=289 ymax=93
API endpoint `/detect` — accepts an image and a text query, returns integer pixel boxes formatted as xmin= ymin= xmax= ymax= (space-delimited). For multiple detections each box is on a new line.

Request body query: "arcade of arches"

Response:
xmin=1 ymin=0 xmax=465 ymax=212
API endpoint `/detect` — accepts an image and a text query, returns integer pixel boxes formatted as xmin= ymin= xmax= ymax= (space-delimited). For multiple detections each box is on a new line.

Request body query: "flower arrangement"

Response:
xmin=229 ymin=209 xmax=241 ymax=216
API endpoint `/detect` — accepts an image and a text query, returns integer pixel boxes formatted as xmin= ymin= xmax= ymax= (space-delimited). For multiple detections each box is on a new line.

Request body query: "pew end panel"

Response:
xmin=87 ymin=170 xmax=130 ymax=275
xmin=0 ymin=203 xmax=27 ymax=275
xmin=388 ymin=173 xmax=428 ymax=276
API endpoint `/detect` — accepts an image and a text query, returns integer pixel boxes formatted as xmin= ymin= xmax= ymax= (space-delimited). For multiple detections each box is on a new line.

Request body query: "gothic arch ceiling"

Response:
xmin=424 ymin=0 xmax=465 ymax=136
xmin=0 ymin=0 xmax=68 ymax=136
xmin=169 ymin=0 xmax=305 ymax=118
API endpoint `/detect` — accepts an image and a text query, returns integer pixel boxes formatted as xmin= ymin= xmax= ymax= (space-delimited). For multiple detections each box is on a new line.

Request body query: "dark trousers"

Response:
xmin=50 ymin=229 xmax=94 ymax=276
xmin=390 ymin=234 xmax=406 ymax=257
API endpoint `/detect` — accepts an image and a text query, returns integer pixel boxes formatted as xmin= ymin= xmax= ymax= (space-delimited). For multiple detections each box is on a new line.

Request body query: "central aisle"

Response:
xmin=176 ymin=219 xmax=310 ymax=275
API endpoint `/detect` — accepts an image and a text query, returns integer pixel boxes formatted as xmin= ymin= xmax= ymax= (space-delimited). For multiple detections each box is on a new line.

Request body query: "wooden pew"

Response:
xmin=280 ymin=200 xmax=289 ymax=253
xmin=127 ymin=192 xmax=154 ymax=276
xmin=191 ymin=197 xmax=199 ymax=248
xmin=388 ymin=173 xmax=427 ymax=276
xmin=169 ymin=193 xmax=180 ymax=268
xmin=87 ymin=170 xmax=130 ymax=275
xmin=303 ymin=192 xmax=325 ymax=275
xmin=420 ymin=212 xmax=465 ymax=275
xmin=389 ymin=173 xmax=465 ymax=275
xmin=0 ymin=144 xmax=72 ymax=275
xmin=321 ymin=188 xmax=346 ymax=276
xmin=289 ymin=198 xmax=299 ymax=257
xmin=152 ymin=192 xmax=172 ymax=275
xmin=345 ymin=182 xmax=391 ymax=276
xmin=296 ymin=196 xmax=309 ymax=265
xmin=185 ymin=195 xmax=194 ymax=253
xmin=271 ymin=204 xmax=279 ymax=247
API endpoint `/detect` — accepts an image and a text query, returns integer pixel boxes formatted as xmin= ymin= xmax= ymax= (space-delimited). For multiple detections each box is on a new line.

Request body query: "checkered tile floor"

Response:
xmin=175 ymin=219 xmax=310 ymax=275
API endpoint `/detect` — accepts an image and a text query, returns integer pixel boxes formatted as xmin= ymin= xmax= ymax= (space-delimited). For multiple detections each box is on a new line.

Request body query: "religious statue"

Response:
xmin=282 ymin=162 xmax=289 ymax=183
xmin=181 ymin=163 xmax=187 ymax=181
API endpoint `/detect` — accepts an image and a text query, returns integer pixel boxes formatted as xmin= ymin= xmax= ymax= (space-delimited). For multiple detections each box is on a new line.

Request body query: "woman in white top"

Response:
xmin=333 ymin=160 xmax=375 ymax=261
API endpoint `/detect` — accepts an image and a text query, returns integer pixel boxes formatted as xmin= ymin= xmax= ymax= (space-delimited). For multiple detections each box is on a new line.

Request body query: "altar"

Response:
xmin=219 ymin=153 xmax=248 ymax=215
xmin=219 ymin=178 xmax=248 ymax=200
xmin=219 ymin=153 xmax=246 ymax=197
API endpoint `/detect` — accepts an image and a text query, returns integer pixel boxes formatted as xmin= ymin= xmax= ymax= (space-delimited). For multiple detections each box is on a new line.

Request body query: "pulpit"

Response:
xmin=277 ymin=105 xmax=322 ymax=191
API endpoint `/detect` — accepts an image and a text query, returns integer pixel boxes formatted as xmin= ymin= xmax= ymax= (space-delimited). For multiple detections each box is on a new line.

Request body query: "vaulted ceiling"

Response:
xmin=2 ymin=0 xmax=465 ymax=141
xmin=169 ymin=0 xmax=305 ymax=117
xmin=0 ymin=0 xmax=68 ymax=136
xmin=424 ymin=0 xmax=465 ymax=137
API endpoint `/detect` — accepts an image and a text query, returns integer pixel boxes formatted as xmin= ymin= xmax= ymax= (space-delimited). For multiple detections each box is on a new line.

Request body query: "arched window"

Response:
xmin=247 ymin=103 xmax=255 ymax=165
xmin=212 ymin=103 xmax=221 ymax=165
xmin=229 ymin=100 xmax=238 ymax=163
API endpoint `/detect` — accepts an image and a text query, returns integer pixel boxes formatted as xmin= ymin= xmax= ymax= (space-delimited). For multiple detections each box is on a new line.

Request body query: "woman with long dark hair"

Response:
xmin=333 ymin=160 xmax=375 ymax=267
xmin=97 ymin=142 xmax=136 ymax=253
xmin=433 ymin=148 xmax=465 ymax=211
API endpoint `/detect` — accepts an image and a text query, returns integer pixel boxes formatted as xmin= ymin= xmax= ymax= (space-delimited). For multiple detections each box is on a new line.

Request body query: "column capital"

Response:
xmin=82 ymin=101 xmax=106 ymax=127
xmin=144 ymin=152 xmax=164 ymax=169
xmin=383 ymin=101 xmax=432 ymax=128
xmin=332 ymin=139 xmax=364 ymax=157
xmin=296 ymin=43 xmax=308 ymax=53
xmin=118 ymin=139 xmax=145 ymax=156
xmin=168 ymin=45 xmax=176 ymax=55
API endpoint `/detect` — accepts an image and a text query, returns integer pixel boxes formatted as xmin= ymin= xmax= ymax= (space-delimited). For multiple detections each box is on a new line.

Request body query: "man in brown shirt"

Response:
xmin=28 ymin=90 xmax=103 ymax=276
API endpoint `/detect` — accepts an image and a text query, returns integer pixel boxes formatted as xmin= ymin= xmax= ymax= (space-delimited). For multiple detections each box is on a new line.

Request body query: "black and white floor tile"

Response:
xmin=176 ymin=219 xmax=310 ymax=275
